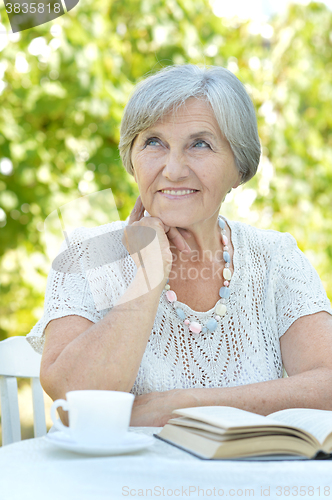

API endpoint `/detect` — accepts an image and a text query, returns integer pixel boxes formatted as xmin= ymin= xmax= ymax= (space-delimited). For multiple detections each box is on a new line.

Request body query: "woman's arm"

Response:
xmin=40 ymin=197 xmax=192 ymax=424
xmin=41 ymin=265 xmax=166 ymax=400
xmin=130 ymin=311 xmax=332 ymax=426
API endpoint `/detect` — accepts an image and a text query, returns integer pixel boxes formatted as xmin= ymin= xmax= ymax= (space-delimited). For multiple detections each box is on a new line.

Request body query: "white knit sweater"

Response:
xmin=27 ymin=218 xmax=332 ymax=396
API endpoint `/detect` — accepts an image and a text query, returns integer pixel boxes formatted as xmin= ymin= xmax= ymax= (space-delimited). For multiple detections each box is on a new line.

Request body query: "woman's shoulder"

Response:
xmin=226 ymin=218 xmax=296 ymax=251
xmin=51 ymin=220 xmax=131 ymax=277
xmin=67 ymin=219 xmax=128 ymax=244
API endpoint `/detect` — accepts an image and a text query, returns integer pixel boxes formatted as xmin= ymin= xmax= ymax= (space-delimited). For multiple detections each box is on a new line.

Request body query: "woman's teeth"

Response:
xmin=160 ymin=190 xmax=197 ymax=195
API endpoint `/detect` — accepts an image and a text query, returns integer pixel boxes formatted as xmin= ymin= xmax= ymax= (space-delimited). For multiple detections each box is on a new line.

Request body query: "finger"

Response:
xmin=166 ymin=226 xmax=191 ymax=253
xmin=177 ymin=227 xmax=191 ymax=240
xmin=128 ymin=196 xmax=145 ymax=224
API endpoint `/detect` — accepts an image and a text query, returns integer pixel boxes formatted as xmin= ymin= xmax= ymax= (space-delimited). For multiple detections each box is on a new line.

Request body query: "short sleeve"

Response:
xmin=274 ymin=233 xmax=332 ymax=339
xmin=26 ymin=230 xmax=105 ymax=354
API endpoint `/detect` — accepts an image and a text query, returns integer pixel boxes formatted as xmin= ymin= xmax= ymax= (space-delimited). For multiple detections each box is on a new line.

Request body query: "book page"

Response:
xmin=268 ymin=408 xmax=332 ymax=445
xmin=169 ymin=417 xmax=315 ymax=442
xmin=172 ymin=406 xmax=291 ymax=430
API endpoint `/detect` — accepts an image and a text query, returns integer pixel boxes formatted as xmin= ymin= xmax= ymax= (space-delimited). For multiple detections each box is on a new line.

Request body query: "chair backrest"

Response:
xmin=0 ymin=336 xmax=46 ymax=446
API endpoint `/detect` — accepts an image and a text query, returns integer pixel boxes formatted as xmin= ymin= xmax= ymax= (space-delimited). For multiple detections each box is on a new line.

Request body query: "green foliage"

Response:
xmin=253 ymin=3 xmax=332 ymax=296
xmin=0 ymin=0 xmax=331 ymax=339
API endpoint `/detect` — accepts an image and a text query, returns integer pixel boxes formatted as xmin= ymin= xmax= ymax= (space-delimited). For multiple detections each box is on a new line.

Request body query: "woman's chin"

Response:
xmin=152 ymin=213 xmax=191 ymax=228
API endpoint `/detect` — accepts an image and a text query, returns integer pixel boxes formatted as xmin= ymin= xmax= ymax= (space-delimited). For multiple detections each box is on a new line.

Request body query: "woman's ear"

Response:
xmin=130 ymin=137 xmax=138 ymax=183
xmin=232 ymin=174 xmax=242 ymax=189
xmin=131 ymin=161 xmax=137 ymax=183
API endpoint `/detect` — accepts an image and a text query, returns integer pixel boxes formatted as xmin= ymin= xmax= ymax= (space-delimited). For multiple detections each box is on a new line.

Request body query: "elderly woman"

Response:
xmin=27 ymin=64 xmax=332 ymax=427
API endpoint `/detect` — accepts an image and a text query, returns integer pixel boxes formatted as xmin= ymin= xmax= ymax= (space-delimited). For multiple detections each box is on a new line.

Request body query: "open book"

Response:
xmin=155 ymin=406 xmax=332 ymax=460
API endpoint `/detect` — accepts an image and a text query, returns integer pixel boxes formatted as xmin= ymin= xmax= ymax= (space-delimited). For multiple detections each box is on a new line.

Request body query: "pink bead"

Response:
xmin=224 ymin=281 xmax=229 ymax=287
xmin=222 ymin=235 xmax=228 ymax=246
xmin=166 ymin=290 xmax=177 ymax=302
xmin=184 ymin=319 xmax=190 ymax=325
xmin=189 ymin=322 xmax=202 ymax=334
xmin=215 ymin=315 xmax=221 ymax=321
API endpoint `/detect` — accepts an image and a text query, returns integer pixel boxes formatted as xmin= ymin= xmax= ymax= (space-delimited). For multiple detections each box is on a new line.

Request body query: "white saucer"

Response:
xmin=45 ymin=430 xmax=155 ymax=456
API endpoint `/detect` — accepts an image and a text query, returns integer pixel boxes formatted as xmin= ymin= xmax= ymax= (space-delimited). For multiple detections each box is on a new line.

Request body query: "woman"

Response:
xmin=27 ymin=65 xmax=332 ymax=427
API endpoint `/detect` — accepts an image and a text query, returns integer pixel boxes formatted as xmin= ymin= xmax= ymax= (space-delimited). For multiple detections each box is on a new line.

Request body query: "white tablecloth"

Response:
xmin=0 ymin=427 xmax=331 ymax=500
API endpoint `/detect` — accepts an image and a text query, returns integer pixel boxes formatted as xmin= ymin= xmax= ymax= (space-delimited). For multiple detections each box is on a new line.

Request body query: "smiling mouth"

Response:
xmin=158 ymin=189 xmax=198 ymax=195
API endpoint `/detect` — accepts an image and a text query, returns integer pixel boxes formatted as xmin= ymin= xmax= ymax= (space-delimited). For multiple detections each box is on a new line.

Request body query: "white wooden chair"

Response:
xmin=0 ymin=336 xmax=46 ymax=446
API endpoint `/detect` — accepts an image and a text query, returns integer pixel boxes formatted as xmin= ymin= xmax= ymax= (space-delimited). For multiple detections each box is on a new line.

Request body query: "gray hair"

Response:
xmin=119 ymin=65 xmax=261 ymax=184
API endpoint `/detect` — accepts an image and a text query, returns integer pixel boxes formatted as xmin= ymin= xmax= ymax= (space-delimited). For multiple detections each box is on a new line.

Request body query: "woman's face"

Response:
xmin=131 ymin=98 xmax=241 ymax=228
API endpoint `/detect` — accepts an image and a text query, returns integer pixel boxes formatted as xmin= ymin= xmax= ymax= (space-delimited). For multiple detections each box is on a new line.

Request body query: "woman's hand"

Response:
xmin=130 ymin=389 xmax=188 ymax=427
xmin=123 ymin=196 xmax=191 ymax=278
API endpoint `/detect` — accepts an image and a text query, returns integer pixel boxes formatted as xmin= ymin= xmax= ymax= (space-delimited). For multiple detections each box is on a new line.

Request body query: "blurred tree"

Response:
xmin=0 ymin=0 xmax=331 ymax=340
xmin=253 ymin=3 xmax=332 ymax=298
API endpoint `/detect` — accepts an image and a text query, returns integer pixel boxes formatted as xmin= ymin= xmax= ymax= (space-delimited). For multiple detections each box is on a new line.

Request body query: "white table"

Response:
xmin=0 ymin=427 xmax=331 ymax=500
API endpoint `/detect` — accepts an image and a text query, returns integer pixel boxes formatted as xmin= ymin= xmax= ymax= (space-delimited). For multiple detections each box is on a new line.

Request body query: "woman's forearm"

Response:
xmin=41 ymin=267 xmax=166 ymax=399
xmin=184 ymin=368 xmax=332 ymax=415
xmin=130 ymin=368 xmax=332 ymax=427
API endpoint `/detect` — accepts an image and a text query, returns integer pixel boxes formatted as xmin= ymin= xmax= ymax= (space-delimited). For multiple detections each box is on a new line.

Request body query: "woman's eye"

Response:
xmin=193 ymin=140 xmax=210 ymax=148
xmin=145 ymin=138 xmax=160 ymax=147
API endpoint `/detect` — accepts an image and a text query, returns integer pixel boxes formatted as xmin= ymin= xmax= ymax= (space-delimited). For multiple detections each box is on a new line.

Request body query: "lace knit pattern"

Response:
xmin=27 ymin=218 xmax=332 ymax=396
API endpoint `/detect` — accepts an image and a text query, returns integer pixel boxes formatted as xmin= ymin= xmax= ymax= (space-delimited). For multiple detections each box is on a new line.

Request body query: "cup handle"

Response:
xmin=50 ymin=399 xmax=70 ymax=433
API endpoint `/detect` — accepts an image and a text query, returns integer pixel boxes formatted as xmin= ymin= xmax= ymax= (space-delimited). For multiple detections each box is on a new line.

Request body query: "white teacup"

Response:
xmin=50 ymin=390 xmax=135 ymax=445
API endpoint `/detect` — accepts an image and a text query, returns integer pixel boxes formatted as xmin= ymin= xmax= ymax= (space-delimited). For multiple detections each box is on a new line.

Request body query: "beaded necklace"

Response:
xmin=164 ymin=216 xmax=232 ymax=337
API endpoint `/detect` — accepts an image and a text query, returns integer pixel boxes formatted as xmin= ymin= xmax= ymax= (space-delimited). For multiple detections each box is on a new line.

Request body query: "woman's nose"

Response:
xmin=162 ymin=151 xmax=190 ymax=181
